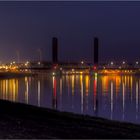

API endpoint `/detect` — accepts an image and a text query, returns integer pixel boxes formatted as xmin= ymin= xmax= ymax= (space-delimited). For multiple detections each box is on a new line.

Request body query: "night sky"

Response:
xmin=0 ymin=1 xmax=140 ymax=63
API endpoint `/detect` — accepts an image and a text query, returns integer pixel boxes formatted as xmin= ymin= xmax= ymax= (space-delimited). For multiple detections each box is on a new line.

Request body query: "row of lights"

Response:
xmin=81 ymin=60 xmax=139 ymax=65
xmin=110 ymin=61 xmax=139 ymax=65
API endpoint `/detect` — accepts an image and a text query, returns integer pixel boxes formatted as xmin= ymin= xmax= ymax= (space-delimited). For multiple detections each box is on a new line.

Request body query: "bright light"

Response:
xmin=122 ymin=61 xmax=125 ymax=64
xmin=52 ymin=72 xmax=55 ymax=76
xmin=60 ymin=67 xmax=63 ymax=71
xmin=38 ymin=62 xmax=41 ymax=65
xmin=72 ymin=69 xmax=75 ymax=72
xmin=136 ymin=61 xmax=139 ymax=65
xmin=26 ymin=61 xmax=30 ymax=64
xmin=95 ymin=73 xmax=98 ymax=80
xmin=81 ymin=61 xmax=84 ymax=64
xmin=25 ymin=63 xmax=28 ymax=67
xmin=80 ymin=71 xmax=83 ymax=74
xmin=111 ymin=61 xmax=113 ymax=65
xmin=95 ymin=72 xmax=98 ymax=77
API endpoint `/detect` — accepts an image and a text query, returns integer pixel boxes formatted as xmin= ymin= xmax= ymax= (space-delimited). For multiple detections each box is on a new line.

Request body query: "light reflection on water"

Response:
xmin=0 ymin=74 xmax=140 ymax=124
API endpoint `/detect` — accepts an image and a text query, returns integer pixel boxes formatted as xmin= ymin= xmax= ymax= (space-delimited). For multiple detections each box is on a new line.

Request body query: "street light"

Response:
xmin=72 ymin=69 xmax=75 ymax=72
xmin=81 ymin=61 xmax=84 ymax=64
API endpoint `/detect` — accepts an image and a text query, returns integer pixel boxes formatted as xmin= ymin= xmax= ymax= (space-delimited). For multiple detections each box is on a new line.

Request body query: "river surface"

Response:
xmin=0 ymin=73 xmax=140 ymax=124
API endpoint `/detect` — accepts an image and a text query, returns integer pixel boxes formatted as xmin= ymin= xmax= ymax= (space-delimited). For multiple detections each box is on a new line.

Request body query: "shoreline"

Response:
xmin=0 ymin=71 xmax=35 ymax=78
xmin=0 ymin=100 xmax=140 ymax=138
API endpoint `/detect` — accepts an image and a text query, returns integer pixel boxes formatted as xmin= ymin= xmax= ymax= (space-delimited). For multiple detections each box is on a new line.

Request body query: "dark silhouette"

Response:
xmin=52 ymin=37 xmax=58 ymax=64
xmin=94 ymin=37 xmax=99 ymax=66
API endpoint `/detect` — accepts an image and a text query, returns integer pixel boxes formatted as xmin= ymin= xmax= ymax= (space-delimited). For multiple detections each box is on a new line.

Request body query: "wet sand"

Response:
xmin=0 ymin=100 xmax=140 ymax=139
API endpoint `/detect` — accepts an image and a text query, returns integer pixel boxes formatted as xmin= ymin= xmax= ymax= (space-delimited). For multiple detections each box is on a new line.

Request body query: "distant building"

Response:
xmin=52 ymin=37 xmax=58 ymax=63
xmin=94 ymin=37 xmax=99 ymax=66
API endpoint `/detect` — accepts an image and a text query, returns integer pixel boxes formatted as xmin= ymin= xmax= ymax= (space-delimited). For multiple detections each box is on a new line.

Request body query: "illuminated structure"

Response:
xmin=94 ymin=37 xmax=99 ymax=66
xmin=52 ymin=37 xmax=58 ymax=64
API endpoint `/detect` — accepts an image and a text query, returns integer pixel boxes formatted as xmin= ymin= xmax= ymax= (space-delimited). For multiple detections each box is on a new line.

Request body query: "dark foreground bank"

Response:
xmin=0 ymin=100 xmax=140 ymax=139
xmin=0 ymin=71 xmax=34 ymax=78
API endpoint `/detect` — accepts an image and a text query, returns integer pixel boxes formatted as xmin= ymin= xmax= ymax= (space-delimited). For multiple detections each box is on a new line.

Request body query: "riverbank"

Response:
xmin=0 ymin=71 xmax=35 ymax=78
xmin=0 ymin=100 xmax=140 ymax=139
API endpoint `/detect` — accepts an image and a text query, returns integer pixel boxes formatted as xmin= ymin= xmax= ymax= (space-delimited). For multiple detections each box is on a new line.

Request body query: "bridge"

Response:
xmin=1 ymin=61 xmax=140 ymax=75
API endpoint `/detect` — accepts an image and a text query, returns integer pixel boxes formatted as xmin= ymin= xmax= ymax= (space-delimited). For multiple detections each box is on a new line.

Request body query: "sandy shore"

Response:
xmin=0 ymin=100 xmax=140 ymax=139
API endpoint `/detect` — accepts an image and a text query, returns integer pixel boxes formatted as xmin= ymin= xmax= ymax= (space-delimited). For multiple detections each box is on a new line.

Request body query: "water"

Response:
xmin=0 ymin=73 xmax=140 ymax=124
